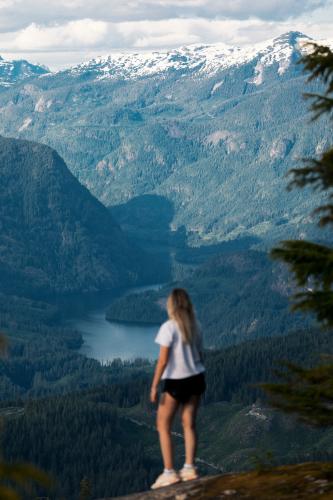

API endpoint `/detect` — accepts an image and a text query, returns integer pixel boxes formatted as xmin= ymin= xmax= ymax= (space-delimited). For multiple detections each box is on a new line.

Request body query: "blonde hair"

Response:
xmin=167 ymin=288 xmax=198 ymax=344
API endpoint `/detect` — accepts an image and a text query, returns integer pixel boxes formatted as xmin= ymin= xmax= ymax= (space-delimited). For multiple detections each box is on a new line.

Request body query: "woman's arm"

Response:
xmin=150 ymin=346 xmax=170 ymax=403
xmin=196 ymin=326 xmax=204 ymax=363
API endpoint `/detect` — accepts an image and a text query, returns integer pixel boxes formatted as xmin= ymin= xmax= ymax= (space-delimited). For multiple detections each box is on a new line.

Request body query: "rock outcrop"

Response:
xmin=99 ymin=462 xmax=333 ymax=499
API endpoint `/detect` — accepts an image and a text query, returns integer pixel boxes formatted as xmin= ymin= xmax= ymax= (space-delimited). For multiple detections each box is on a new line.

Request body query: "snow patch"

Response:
xmin=278 ymin=56 xmax=291 ymax=75
xmin=247 ymin=33 xmax=312 ymax=85
xmin=269 ymin=139 xmax=293 ymax=159
xmin=316 ymin=139 xmax=327 ymax=155
xmin=18 ymin=117 xmax=32 ymax=131
xmin=270 ymin=141 xmax=283 ymax=159
xmin=250 ymin=62 xmax=264 ymax=85
xmin=211 ymin=80 xmax=223 ymax=94
xmin=248 ymin=319 xmax=258 ymax=333
xmin=34 ymin=96 xmax=53 ymax=112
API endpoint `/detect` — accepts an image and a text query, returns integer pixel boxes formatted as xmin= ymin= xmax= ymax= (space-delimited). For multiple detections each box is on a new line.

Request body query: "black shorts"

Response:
xmin=162 ymin=371 xmax=206 ymax=404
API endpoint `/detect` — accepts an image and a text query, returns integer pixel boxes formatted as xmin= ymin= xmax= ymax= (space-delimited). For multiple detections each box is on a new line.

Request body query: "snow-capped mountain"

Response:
xmin=0 ymin=57 xmax=49 ymax=87
xmin=1 ymin=31 xmax=329 ymax=87
xmin=0 ymin=31 xmax=330 ymax=247
xmin=63 ymin=31 xmax=326 ymax=82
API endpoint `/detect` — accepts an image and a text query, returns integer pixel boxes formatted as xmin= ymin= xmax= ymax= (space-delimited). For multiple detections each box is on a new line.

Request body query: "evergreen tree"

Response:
xmin=262 ymin=43 xmax=333 ymax=425
xmin=0 ymin=335 xmax=51 ymax=499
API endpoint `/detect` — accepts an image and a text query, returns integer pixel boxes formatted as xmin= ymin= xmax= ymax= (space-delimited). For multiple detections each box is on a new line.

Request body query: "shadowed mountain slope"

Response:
xmin=0 ymin=135 xmax=156 ymax=295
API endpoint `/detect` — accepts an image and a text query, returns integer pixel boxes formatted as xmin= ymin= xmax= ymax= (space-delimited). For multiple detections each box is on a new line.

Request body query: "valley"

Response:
xmin=0 ymin=29 xmax=332 ymax=499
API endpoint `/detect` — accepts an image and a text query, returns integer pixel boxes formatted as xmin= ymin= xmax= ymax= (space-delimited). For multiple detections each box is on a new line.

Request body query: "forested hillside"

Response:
xmin=106 ymin=250 xmax=313 ymax=347
xmin=0 ymin=135 xmax=162 ymax=296
xmin=2 ymin=324 xmax=333 ymax=498
xmin=0 ymin=247 xmax=331 ymax=498
xmin=2 ymin=390 xmax=159 ymax=498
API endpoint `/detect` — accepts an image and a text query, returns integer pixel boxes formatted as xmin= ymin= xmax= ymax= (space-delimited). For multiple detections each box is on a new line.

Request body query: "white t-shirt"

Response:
xmin=155 ymin=319 xmax=205 ymax=380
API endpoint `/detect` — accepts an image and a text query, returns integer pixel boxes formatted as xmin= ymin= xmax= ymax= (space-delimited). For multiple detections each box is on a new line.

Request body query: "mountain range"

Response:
xmin=0 ymin=31 xmax=331 ymax=248
xmin=58 ymin=31 xmax=312 ymax=80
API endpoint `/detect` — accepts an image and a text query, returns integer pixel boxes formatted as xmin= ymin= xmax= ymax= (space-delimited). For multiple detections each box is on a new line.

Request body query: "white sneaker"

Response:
xmin=179 ymin=465 xmax=199 ymax=482
xmin=151 ymin=471 xmax=181 ymax=489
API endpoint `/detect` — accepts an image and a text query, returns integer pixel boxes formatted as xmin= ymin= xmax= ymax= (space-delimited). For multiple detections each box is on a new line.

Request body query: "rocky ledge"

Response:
xmin=99 ymin=462 xmax=333 ymax=499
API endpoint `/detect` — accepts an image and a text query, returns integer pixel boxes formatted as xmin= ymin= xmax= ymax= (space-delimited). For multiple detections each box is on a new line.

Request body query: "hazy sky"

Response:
xmin=0 ymin=0 xmax=332 ymax=69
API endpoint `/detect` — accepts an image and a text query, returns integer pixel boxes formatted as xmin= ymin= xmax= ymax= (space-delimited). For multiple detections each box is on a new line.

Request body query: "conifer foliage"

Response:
xmin=263 ymin=43 xmax=333 ymax=425
xmin=0 ymin=335 xmax=51 ymax=499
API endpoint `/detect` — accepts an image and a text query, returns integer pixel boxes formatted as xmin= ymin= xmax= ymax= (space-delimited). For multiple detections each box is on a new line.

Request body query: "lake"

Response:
xmin=67 ymin=284 xmax=163 ymax=363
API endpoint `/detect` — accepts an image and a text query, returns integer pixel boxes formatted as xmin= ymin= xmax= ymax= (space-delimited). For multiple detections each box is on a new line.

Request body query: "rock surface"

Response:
xmin=99 ymin=462 xmax=333 ymax=499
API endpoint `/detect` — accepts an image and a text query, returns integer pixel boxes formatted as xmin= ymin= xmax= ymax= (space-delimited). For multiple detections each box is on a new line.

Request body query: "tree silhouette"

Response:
xmin=262 ymin=43 xmax=333 ymax=425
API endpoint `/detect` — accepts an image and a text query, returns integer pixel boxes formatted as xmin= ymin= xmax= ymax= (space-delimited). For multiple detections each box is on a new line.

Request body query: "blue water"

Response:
xmin=69 ymin=284 xmax=163 ymax=362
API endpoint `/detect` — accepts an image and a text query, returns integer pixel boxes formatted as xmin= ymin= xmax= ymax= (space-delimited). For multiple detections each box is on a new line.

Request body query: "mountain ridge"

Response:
xmin=1 ymin=31 xmax=330 ymax=87
xmin=0 ymin=57 xmax=49 ymax=87
xmin=0 ymin=134 xmax=156 ymax=295
xmin=46 ymin=31 xmax=332 ymax=82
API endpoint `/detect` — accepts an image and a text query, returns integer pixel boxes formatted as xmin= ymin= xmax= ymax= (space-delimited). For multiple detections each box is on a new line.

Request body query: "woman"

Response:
xmin=150 ymin=288 xmax=206 ymax=490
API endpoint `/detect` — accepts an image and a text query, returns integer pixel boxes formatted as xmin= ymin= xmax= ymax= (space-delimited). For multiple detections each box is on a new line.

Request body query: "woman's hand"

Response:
xmin=150 ymin=346 xmax=170 ymax=404
xmin=150 ymin=385 xmax=158 ymax=403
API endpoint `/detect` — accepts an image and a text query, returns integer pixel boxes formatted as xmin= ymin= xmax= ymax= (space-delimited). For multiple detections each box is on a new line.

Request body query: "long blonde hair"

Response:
xmin=167 ymin=288 xmax=198 ymax=344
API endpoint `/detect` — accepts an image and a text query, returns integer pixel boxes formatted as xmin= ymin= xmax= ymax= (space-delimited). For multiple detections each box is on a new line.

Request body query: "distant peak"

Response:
xmin=62 ymin=31 xmax=322 ymax=82
xmin=272 ymin=31 xmax=312 ymax=46
xmin=36 ymin=62 xmax=51 ymax=72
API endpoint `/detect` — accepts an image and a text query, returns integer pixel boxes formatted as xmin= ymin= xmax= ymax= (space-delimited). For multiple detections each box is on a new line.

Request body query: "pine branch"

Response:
xmin=304 ymin=92 xmax=333 ymax=119
xmin=291 ymin=291 xmax=333 ymax=327
xmin=271 ymin=241 xmax=333 ymax=288
xmin=0 ymin=462 xmax=51 ymax=488
xmin=271 ymin=241 xmax=333 ymax=325
xmin=0 ymin=462 xmax=52 ymax=500
xmin=301 ymin=43 xmax=333 ymax=92
xmin=260 ymin=362 xmax=333 ymax=427
xmin=314 ymin=202 xmax=333 ymax=227
xmin=262 ymin=43 xmax=333 ymax=428
xmin=288 ymin=148 xmax=333 ymax=192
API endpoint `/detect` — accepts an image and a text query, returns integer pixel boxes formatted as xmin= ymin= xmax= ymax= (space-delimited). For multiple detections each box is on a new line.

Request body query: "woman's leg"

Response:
xmin=156 ymin=392 xmax=180 ymax=470
xmin=181 ymin=395 xmax=200 ymax=466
